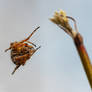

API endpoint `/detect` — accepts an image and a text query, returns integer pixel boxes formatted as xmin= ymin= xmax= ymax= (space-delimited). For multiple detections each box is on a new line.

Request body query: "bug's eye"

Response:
xmin=10 ymin=42 xmax=14 ymax=46
xmin=10 ymin=41 xmax=18 ymax=46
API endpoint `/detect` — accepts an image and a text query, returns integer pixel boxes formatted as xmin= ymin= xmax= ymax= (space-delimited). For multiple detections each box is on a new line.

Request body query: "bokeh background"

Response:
xmin=0 ymin=0 xmax=92 ymax=92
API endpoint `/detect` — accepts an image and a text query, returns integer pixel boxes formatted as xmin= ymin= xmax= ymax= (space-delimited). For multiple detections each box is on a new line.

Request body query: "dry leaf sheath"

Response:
xmin=50 ymin=10 xmax=92 ymax=88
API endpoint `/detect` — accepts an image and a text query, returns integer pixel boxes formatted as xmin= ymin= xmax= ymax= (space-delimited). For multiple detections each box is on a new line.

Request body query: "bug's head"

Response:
xmin=10 ymin=41 xmax=18 ymax=47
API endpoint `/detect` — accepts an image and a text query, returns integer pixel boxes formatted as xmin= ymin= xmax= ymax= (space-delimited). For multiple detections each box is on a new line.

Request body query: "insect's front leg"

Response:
xmin=26 ymin=41 xmax=36 ymax=47
xmin=5 ymin=47 xmax=11 ymax=52
xmin=20 ymin=26 xmax=40 ymax=43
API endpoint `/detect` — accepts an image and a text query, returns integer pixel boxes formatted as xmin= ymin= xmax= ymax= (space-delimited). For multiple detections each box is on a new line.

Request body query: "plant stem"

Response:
xmin=50 ymin=10 xmax=92 ymax=89
xmin=74 ymin=33 xmax=92 ymax=88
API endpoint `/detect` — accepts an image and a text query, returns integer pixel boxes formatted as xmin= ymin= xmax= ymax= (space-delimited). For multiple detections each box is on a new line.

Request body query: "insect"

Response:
xmin=5 ymin=27 xmax=41 ymax=75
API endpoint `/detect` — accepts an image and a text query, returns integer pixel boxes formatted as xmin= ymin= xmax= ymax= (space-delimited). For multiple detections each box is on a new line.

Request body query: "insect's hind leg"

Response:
xmin=20 ymin=26 xmax=40 ymax=43
xmin=12 ymin=65 xmax=21 ymax=75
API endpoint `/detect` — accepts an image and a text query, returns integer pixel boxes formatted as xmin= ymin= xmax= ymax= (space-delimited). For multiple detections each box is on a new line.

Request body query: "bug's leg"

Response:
xmin=12 ymin=65 xmax=21 ymax=75
xmin=31 ymin=46 xmax=41 ymax=55
xmin=26 ymin=41 xmax=36 ymax=47
xmin=35 ymin=46 xmax=41 ymax=52
xmin=5 ymin=47 xmax=11 ymax=52
xmin=26 ymin=45 xmax=34 ymax=49
xmin=20 ymin=26 xmax=40 ymax=43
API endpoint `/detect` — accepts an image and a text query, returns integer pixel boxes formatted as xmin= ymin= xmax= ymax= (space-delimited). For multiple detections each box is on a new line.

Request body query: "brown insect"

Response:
xmin=5 ymin=27 xmax=41 ymax=75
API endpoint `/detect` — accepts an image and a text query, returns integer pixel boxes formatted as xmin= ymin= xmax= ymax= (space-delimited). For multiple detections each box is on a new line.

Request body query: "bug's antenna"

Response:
xmin=12 ymin=65 xmax=21 ymax=75
xmin=21 ymin=26 xmax=40 ymax=43
xmin=27 ymin=26 xmax=40 ymax=40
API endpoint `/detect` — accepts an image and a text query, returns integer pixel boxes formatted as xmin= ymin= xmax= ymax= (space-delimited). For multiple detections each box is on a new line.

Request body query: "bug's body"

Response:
xmin=5 ymin=27 xmax=40 ymax=75
xmin=11 ymin=43 xmax=34 ymax=65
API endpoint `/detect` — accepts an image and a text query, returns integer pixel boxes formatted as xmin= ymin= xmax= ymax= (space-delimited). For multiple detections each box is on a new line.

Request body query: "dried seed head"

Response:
xmin=50 ymin=10 xmax=78 ymax=38
xmin=50 ymin=10 xmax=68 ymax=26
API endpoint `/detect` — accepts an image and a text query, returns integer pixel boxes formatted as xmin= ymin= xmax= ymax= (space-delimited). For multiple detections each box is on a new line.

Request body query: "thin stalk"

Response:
xmin=50 ymin=10 xmax=92 ymax=89
xmin=74 ymin=33 xmax=92 ymax=88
